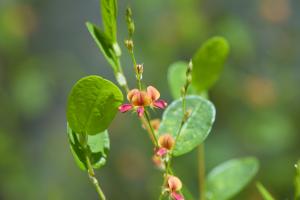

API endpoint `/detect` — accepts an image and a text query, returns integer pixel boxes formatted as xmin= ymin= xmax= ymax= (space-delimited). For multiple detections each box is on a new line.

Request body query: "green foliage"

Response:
xmin=158 ymin=95 xmax=216 ymax=156
xmin=206 ymin=157 xmax=259 ymax=200
xmin=167 ymin=61 xmax=197 ymax=99
xmin=295 ymin=161 xmax=300 ymax=200
xmin=181 ymin=186 xmax=195 ymax=200
xmin=192 ymin=36 xmax=229 ymax=92
xmin=67 ymin=124 xmax=110 ymax=170
xmin=256 ymin=182 xmax=275 ymax=200
xmin=86 ymin=22 xmax=119 ymax=72
xmin=100 ymin=0 xmax=117 ymax=42
xmin=66 ymin=75 xmax=123 ymax=135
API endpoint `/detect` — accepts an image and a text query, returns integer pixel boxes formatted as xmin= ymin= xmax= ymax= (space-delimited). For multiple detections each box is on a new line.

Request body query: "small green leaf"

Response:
xmin=67 ymin=75 xmax=123 ymax=135
xmin=206 ymin=157 xmax=259 ymax=200
xmin=167 ymin=61 xmax=198 ymax=99
xmin=295 ymin=160 xmax=300 ymax=200
xmin=192 ymin=36 xmax=229 ymax=92
xmin=86 ymin=22 xmax=118 ymax=71
xmin=158 ymin=95 xmax=216 ymax=156
xmin=67 ymin=124 xmax=110 ymax=170
xmin=256 ymin=182 xmax=275 ymax=200
xmin=100 ymin=0 xmax=117 ymax=42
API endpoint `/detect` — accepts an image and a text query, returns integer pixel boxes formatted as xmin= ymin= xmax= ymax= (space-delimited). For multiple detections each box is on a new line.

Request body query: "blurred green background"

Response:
xmin=0 ymin=0 xmax=299 ymax=199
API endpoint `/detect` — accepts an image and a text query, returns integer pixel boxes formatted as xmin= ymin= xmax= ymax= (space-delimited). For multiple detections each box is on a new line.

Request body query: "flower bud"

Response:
xmin=125 ymin=39 xmax=134 ymax=51
xmin=158 ymin=134 xmax=175 ymax=150
xmin=126 ymin=7 xmax=135 ymax=37
xmin=136 ymin=64 xmax=143 ymax=74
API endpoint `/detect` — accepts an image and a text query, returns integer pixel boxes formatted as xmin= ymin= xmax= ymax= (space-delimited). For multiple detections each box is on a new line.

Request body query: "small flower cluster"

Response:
xmin=118 ymin=86 xmax=167 ymax=117
xmin=165 ymin=175 xmax=184 ymax=200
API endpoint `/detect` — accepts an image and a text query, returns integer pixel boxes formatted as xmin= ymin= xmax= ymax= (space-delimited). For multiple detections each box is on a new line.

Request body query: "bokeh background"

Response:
xmin=1 ymin=0 xmax=300 ymax=199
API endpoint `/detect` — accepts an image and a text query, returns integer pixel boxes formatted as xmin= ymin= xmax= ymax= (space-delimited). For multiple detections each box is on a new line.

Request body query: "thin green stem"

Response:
xmin=85 ymin=154 xmax=106 ymax=200
xmin=144 ymin=111 xmax=158 ymax=147
xmin=129 ymin=50 xmax=137 ymax=67
xmin=198 ymin=144 xmax=206 ymax=200
xmin=129 ymin=48 xmax=142 ymax=90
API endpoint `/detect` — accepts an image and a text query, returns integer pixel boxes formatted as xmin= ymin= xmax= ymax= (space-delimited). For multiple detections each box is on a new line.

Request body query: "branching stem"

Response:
xmin=85 ymin=153 xmax=106 ymax=200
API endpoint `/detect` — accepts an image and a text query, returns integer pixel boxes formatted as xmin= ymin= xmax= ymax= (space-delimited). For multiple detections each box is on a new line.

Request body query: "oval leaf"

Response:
xmin=86 ymin=22 xmax=118 ymax=71
xmin=67 ymin=124 xmax=110 ymax=170
xmin=158 ymin=95 xmax=216 ymax=156
xmin=206 ymin=157 xmax=259 ymax=200
xmin=67 ymin=75 xmax=123 ymax=135
xmin=101 ymin=0 xmax=117 ymax=42
xmin=192 ymin=36 xmax=229 ymax=92
xmin=167 ymin=61 xmax=198 ymax=99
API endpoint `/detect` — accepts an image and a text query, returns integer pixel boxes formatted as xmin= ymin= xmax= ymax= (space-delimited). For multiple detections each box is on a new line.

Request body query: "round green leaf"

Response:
xmin=158 ymin=95 xmax=216 ymax=156
xmin=67 ymin=124 xmax=110 ymax=170
xmin=67 ymin=75 xmax=123 ymax=135
xmin=192 ymin=36 xmax=229 ymax=92
xmin=206 ymin=157 xmax=259 ymax=200
xmin=167 ymin=61 xmax=198 ymax=99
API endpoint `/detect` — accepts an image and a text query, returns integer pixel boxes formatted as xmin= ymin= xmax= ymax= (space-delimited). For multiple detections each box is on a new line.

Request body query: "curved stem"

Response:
xmin=198 ymin=144 xmax=206 ymax=200
xmin=85 ymin=154 xmax=106 ymax=200
xmin=144 ymin=111 xmax=159 ymax=147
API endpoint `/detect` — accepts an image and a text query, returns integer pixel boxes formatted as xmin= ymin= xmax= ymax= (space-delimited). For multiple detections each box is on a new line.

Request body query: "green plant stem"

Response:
xmin=144 ymin=111 xmax=158 ymax=147
xmin=198 ymin=144 xmax=206 ymax=200
xmin=129 ymin=49 xmax=142 ymax=90
xmin=85 ymin=154 xmax=106 ymax=200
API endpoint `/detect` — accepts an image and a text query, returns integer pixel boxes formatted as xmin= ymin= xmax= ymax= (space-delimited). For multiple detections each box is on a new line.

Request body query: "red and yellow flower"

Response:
xmin=118 ymin=86 xmax=167 ymax=117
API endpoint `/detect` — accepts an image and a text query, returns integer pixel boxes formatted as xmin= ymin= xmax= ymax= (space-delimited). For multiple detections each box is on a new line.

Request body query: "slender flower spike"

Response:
xmin=118 ymin=86 xmax=167 ymax=117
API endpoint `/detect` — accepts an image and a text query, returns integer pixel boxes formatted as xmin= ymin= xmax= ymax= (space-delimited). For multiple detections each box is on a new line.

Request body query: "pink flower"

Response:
xmin=118 ymin=86 xmax=167 ymax=117
xmin=154 ymin=134 xmax=175 ymax=157
xmin=167 ymin=175 xmax=182 ymax=192
xmin=165 ymin=175 xmax=185 ymax=200
xmin=171 ymin=192 xmax=184 ymax=200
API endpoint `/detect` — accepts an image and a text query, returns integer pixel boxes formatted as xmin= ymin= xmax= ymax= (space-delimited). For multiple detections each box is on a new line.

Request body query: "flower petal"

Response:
xmin=147 ymin=86 xmax=160 ymax=101
xmin=127 ymin=89 xmax=139 ymax=101
xmin=167 ymin=176 xmax=182 ymax=191
xmin=132 ymin=91 xmax=152 ymax=106
xmin=158 ymin=134 xmax=175 ymax=150
xmin=137 ymin=106 xmax=145 ymax=117
xmin=118 ymin=104 xmax=133 ymax=113
xmin=153 ymin=100 xmax=168 ymax=109
xmin=156 ymin=147 xmax=168 ymax=157
xmin=171 ymin=192 xmax=184 ymax=200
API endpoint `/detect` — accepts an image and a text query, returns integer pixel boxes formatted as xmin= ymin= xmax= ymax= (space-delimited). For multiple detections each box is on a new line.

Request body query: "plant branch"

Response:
xmin=144 ymin=111 xmax=159 ymax=147
xmin=85 ymin=154 xmax=106 ymax=200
